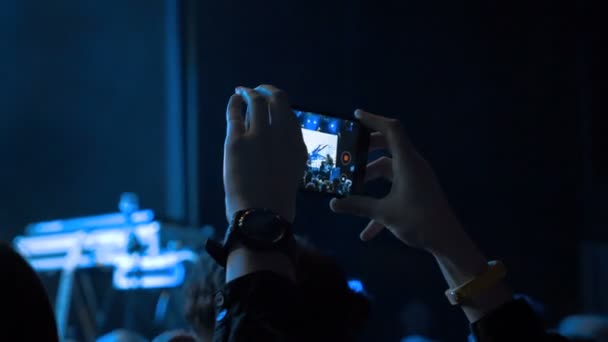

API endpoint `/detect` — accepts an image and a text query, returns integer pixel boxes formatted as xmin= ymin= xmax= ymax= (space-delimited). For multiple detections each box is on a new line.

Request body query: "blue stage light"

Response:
xmin=303 ymin=114 xmax=321 ymax=131
xmin=113 ymin=263 xmax=186 ymax=290
xmin=15 ymin=222 xmax=161 ymax=257
xmin=26 ymin=210 xmax=155 ymax=235
xmin=327 ymin=120 xmax=339 ymax=134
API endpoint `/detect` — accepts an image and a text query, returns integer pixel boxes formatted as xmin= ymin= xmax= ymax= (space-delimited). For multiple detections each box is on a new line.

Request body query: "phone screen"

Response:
xmin=295 ymin=109 xmax=368 ymax=197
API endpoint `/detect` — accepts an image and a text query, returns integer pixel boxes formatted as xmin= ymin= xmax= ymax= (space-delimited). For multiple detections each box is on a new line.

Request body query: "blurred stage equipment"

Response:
xmin=13 ymin=193 xmax=214 ymax=341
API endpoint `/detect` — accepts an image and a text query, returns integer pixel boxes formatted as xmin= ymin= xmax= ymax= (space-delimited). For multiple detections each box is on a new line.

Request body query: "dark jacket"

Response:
xmin=0 ymin=243 xmax=59 ymax=342
xmin=212 ymin=271 xmax=569 ymax=342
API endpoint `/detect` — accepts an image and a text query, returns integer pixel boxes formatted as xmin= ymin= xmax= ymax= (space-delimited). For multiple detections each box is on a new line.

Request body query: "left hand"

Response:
xmin=223 ymin=85 xmax=307 ymax=223
xmin=329 ymin=110 xmax=461 ymax=253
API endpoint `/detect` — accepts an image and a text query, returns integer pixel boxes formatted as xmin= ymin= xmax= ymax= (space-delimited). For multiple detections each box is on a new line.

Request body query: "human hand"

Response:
xmin=223 ymin=85 xmax=307 ymax=223
xmin=331 ymin=111 xmax=514 ymax=323
xmin=329 ymin=110 xmax=462 ymax=253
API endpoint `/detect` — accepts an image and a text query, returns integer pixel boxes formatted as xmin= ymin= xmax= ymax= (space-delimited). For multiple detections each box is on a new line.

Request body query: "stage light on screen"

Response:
xmin=303 ymin=114 xmax=321 ymax=131
xmin=327 ymin=120 xmax=340 ymax=134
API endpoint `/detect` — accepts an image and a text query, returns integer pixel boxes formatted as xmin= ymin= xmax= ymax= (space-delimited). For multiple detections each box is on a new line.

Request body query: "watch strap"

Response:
xmin=205 ymin=238 xmax=230 ymax=267
xmin=205 ymin=209 xmax=296 ymax=267
xmin=444 ymin=260 xmax=507 ymax=305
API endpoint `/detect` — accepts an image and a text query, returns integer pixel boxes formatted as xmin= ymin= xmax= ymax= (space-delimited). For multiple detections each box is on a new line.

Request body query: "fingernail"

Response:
xmin=354 ymin=109 xmax=363 ymax=118
xmin=235 ymin=87 xmax=243 ymax=94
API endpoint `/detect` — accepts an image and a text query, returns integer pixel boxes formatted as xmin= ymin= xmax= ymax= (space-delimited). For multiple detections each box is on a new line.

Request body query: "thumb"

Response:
xmin=226 ymin=94 xmax=246 ymax=137
xmin=330 ymin=196 xmax=378 ymax=219
xmin=360 ymin=220 xmax=385 ymax=241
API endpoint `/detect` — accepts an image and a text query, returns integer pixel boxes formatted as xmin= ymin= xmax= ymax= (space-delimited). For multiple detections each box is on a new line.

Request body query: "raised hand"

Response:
xmin=223 ymin=85 xmax=308 ymax=223
xmin=329 ymin=110 xmax=462 ymax=253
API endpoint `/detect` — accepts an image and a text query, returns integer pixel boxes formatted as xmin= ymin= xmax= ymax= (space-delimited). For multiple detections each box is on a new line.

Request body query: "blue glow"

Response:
xmin=20 ymin=244 xmax=197 ymax=291
xmin=327 ymin=120 xmax=339 ymax=134
xmin=154 ymin=292 xmax=170 ymax=322
xmin=15 ymin=234 xmax=80 ymax=255
xmin=303 ymin=114 xmax=321 ymax=131
xmin=16 ymin=212 xmax=197 ymax=291
xmin=28 ymin=255 xmax=97 ymax=271
xmin=111 ymin=251 xmax=195 ymax=289
xmin=348 ymin=279 xmax=365 ymax=293
xmin=15 ymin=222 xmax=161 ymax=257
xmin=216 ymin=309 xmax=227 ymax=322
xmin=111 ymin=250 xmax=197 ymax=270
xmin=26 ymin=210 xmax=155 ymax=235
xmin=113 ymin=263 xmax=186 ymax=290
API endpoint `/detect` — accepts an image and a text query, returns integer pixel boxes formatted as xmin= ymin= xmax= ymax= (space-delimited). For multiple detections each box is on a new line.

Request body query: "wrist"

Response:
xmin=431 ymin=230 xmax=513 ymax=323
xmin=423 ymin=216 xmax=468 ymax=256
xmin=226 ymin=199 xmax=295 ymax=224
xmin=430 ymin=227 xmax=488 ymax=288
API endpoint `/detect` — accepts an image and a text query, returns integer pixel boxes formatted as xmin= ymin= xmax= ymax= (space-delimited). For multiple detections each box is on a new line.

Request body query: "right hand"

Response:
xmin=223 ymin=85 xmax=307 ymax=223
xmin=330 ymin=110 xmax=463 ymax=253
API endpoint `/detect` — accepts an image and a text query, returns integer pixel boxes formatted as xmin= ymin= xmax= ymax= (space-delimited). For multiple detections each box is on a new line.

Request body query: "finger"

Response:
xmin=329 ymin=196 xmax=379 ymax=219
xmin=355 ymin=109 xmax=409 ymax=160
xmin=236 ymin=87 xmax=269 ymax=132
xmin=369 ymin=132 xmax=388 ymax=151
xmin=360 ymin=220 xmax=385 ymax=241
xmin=254 ymin=84 xmax=295 ymax=128
xmin=226 ymin=94 xmax=245 ymax=138
xmin=364 ymin=156 xmax=393 ymax=182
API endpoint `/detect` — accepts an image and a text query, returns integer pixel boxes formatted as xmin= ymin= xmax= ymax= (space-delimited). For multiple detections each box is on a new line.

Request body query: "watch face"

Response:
xmin=240 ymin=210 xmax=285 ymax=243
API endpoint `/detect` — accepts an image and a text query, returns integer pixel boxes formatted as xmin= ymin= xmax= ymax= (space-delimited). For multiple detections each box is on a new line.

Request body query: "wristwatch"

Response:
xmin=205 ymin=208 xmax=297 ymax=267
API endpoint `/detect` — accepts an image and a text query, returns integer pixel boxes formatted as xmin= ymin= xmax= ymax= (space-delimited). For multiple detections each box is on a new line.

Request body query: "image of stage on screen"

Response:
xmin=295 ymin=109 xmax=358 ymax=196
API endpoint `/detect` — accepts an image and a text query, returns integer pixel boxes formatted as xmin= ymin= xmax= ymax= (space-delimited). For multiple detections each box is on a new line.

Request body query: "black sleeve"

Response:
xmin=472 ymin=299 xmax=570 ymax=342
xmin=212 ymin=271 xmax=301 ymax=342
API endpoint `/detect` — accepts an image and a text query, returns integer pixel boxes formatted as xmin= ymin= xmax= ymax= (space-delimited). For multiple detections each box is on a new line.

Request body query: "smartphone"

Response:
xmin=294 ymin=108 xmax=370 ymax=197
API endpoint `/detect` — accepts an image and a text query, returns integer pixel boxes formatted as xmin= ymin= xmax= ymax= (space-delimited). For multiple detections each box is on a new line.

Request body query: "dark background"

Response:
xmin=2 ymin=0 xmax=602 ymax=341
xmin=1 ymin=0 xmax=169 ymax=240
